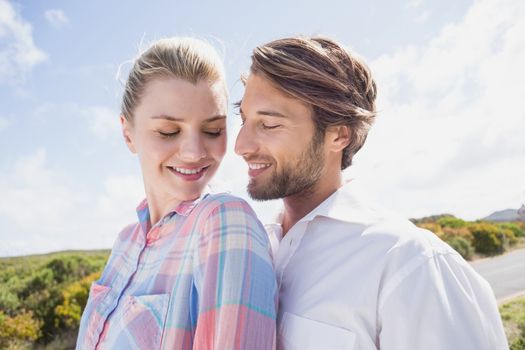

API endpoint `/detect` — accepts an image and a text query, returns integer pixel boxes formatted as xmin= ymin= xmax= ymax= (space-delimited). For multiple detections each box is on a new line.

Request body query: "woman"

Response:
xmin=76 ymin=37 xmax=277 ymax=349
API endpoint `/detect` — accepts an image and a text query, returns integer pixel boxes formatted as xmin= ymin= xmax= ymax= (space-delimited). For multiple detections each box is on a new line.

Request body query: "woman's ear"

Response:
xmin=326 ymin=125 xmax=351 ymax=152
xmin=120 ymin=115 xmax=136 ymax=153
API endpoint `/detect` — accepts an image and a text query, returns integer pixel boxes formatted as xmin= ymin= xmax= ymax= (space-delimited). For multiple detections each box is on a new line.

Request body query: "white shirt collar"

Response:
xmin=270 ymin=179 xmax=388 ymax=226
xmin=265 ymin=179 xmax=392 ymax=250
xmin=307 ymin=179 xmax=389 ymax=225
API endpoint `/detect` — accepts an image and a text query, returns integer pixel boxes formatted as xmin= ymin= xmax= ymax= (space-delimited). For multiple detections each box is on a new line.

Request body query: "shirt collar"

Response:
xmin=304 ymin=179 xmax=388 ymax=225
xmin=270 ymin=179 xmax=389 ymax=228
xmin=135 ymin=193 xmax=209 ymax=234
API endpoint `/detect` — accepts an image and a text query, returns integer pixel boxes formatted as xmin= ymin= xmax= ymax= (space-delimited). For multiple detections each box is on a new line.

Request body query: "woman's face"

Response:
xmin=122 ymin=77 xmax=227 ymax=209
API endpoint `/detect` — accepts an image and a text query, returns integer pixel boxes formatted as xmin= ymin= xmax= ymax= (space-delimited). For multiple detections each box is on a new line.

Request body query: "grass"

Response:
xmin=500 ymin=295 xmax=525 ymax=349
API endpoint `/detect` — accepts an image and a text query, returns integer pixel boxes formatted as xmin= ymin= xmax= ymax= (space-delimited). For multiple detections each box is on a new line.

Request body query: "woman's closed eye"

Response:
xmin=203 ymin=128 xmax=224 ymax=137
xmin=158 ymin=130 xmax=180 ymax=138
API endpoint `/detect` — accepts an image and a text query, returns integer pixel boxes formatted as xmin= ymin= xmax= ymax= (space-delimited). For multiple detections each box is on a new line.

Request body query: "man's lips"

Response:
xmin=247 ymin=162 xmax=272 ymax=177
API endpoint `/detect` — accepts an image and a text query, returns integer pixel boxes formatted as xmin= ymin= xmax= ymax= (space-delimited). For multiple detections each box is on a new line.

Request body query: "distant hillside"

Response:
xmin=482 ymin=208 xmax=524 ymax=222
xmin=0 ymin=249 xmax=111 ymax=260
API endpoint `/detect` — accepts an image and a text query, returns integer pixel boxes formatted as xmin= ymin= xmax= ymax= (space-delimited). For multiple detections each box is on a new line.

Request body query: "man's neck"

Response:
xmin=281 ymin=171 xmax=343 ymax=235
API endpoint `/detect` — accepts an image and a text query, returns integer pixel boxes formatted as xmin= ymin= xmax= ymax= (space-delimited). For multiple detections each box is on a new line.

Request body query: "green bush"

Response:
xmin=0 ymin=310 xmax=42 ymax=349
xmin=470 ymin=223 xmax=504 ymax=255
xmin=55 ymin=271 xmax=100 ymax=330
xmin=499 ymin=222 xmax=525 ymax=238
xmin=416 ymin=222 xmax=443 ymax=236
xmin=502 ymin=228 xmax=519 ymax=248
xmin=0 ymin=250 xmax=109 ymax=347
xmin=445 ymin=236 xmax=474 ymax=260
xmin=437 ymin=216 xmax=467 ymax=229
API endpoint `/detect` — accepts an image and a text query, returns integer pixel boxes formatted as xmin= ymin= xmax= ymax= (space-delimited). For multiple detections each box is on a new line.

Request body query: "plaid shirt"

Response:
xmin=76 ymin=193 xmax=277 ymax=349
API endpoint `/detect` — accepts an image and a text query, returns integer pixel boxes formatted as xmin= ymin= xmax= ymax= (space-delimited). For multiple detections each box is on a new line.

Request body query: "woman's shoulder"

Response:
xmin=193 ymin=193 xmax=270 ymax=249
xmin=197 ymin=192 xmax=256 ymax=215
xmin=192 ymin=192 xmax=264 ymax=229
xmin=112 ymin=222 xmax=141 ymax=247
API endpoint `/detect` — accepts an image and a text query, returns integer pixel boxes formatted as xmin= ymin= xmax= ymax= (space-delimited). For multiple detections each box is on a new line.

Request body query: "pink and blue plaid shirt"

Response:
xmin=76 ymin=193 xmax=277 ymax=349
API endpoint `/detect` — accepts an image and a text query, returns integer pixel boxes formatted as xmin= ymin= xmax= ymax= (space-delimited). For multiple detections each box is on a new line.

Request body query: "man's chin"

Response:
xmin=247 ymin=181 xmax=282 ymax=201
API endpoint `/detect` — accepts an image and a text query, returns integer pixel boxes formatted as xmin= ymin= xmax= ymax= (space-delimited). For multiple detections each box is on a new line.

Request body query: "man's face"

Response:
xmin=235 ymin=73 xmax=326 ymax=200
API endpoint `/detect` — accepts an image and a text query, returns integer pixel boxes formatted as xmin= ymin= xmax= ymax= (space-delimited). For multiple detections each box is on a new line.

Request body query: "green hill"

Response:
xmin=0 ymin=250 xmax=110 ymax=349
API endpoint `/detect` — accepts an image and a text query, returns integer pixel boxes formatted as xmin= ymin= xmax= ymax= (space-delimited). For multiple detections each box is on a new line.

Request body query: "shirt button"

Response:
xmin=289 ymin=239 xmax=293 ymax=246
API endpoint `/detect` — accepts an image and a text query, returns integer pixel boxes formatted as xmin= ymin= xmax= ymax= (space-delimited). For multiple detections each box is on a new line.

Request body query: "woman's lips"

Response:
xmin=168 ymin=165 xmax=210 ymax=181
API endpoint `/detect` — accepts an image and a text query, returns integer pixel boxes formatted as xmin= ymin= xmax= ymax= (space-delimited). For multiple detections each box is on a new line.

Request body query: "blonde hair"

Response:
xmin=121 ymin=37 xmax=226 ymax=121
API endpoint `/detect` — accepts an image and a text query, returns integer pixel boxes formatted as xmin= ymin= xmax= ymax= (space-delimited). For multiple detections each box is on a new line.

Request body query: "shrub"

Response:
xmin=444 ymin=236 xmax=474 ymax=260
xmin=470 ymin=223 xmax=505 ymax=255
xmin=0 ymin=310 xmax=42 ymax=349
xmin=501 ymin=228 xmax=519 ymax=247
xmin=416 ymin=222 xmax=443 ymax=237
xmin=499 ymin=222 xmax=524 ymax=238
xmin=442 ymin=226 xmax=474 ymax=244
xmin=55 ymin=271 xmax=100 ymax=329
xmin=437 ymin=216 xmax=467 ymax=229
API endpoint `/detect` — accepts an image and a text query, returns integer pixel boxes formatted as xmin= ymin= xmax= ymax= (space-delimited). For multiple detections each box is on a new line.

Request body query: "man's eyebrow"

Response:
xmin=237 ymin=107 xmax=288 ymax=119
xmin=257 ymin=110 xmax=288 ymax=118
xmin=151 ymin=115 xmax=226 ymax=122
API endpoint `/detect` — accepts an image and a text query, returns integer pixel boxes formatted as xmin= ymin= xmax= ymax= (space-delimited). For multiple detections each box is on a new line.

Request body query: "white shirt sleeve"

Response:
xmin=378 ymin=252 xmax=509 ymax=350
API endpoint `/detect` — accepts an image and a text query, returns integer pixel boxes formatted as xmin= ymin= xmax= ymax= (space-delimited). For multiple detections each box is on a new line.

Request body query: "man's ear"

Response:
xmin=326 ymin=125 xmax=351 ymax=152
xmin=120 ymin=115 xmax=137 ymax=153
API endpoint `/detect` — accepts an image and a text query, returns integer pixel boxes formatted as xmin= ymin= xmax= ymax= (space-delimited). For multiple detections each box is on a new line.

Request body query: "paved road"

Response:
xmin=471 ymin=248 xmax=525 ymax=301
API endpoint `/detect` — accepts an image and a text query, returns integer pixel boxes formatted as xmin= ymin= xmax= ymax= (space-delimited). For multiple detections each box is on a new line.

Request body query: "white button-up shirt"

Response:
xmin=267 ymin=182 xmax=508 ymax=350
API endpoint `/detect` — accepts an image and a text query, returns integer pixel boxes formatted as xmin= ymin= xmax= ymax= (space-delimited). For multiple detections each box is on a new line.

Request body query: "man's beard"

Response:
xmin=248 ymin=131 xmax=325 ymax=201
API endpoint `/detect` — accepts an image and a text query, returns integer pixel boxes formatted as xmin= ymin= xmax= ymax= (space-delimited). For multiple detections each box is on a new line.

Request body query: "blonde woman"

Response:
xmin=76 ymin=37 xmax=277 ymax=349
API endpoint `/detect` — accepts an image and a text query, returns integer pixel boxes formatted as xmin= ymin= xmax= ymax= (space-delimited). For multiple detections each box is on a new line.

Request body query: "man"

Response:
xmin=235 ymin=36 xmax=508 ymax=349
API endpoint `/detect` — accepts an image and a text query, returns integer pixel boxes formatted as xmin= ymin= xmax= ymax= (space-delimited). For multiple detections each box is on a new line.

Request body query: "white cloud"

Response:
xmin=0 ymin=149 xmax=81 ymax=232
xmin=406 ymin=0 xmax=423 ymax=9
xmin=85 ymin=106 xmax=121 ymax=140
xmin=357 ymin=0 xmax=525 ymax=220
xmin=0 ymin=0 xmax=47 ymax=83
xmin=44 ymin=9 xmax=68 ymax=28
xmin=0 ymin=149 xmax=143 ymax=256
xmin=0 ymin=116 xmax=8 ymax=130
xmin=32 ymin=102 xmax=121 ymax=140
xmin=96 ymin=175 xmax=144 ymax=218
xmin=414 ymin=11 xmax=429 ymax=23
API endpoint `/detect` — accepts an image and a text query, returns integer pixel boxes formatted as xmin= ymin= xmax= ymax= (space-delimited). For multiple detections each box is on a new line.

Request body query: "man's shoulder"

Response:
xmin=363 ymin=217 xmax=458 ymax=260
xmin=324 ymin=184 xmax=457 ymax=260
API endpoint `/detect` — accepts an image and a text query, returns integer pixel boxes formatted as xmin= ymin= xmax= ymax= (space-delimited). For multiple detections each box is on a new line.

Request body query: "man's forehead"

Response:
xmin=241 ymin=76 xmax=311 ymax=117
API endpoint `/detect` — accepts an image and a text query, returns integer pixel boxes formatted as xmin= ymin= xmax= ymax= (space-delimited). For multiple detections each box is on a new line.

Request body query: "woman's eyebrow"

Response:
xmin=150 ymin=115 xmax=226 ymax=122
xmin=151 ymin=114 xmax=182 ymax=121
xmin=204 ymin=115 xmax=227 ymax=122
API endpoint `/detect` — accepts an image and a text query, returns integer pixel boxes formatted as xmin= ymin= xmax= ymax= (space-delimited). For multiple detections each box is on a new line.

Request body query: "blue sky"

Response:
xmin=1 ymin=0 xmax=524 ymax=256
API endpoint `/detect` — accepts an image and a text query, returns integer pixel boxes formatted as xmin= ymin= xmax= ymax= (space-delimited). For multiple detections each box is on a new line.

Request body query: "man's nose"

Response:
xmin=235 ymin=123 xmax=259 ymax=157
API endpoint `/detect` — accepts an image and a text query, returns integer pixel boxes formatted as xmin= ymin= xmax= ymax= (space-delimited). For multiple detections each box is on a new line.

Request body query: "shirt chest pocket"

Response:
xmin=279 ymin=312 xmax=356 ymax=350
xmin=116 ymin=293 xmax=170 ymax=350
